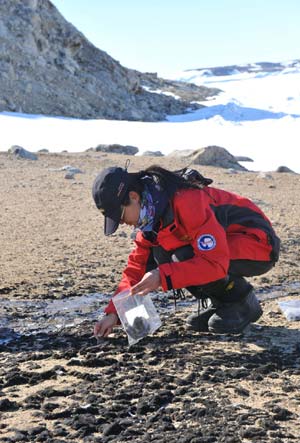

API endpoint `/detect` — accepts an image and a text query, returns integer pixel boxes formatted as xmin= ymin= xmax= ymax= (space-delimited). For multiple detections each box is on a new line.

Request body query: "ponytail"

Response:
xmin=143 ymin=165 xmax=212 ymax=196
xmin=123 ymin=165 xmax=213 ymax=204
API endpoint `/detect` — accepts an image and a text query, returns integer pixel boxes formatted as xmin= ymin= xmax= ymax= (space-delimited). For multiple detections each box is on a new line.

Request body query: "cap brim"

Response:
xmin=104 ymin=206 xmax=122 ymax=236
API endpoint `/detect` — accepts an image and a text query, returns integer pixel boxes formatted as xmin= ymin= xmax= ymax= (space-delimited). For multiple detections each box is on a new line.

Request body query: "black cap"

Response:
xmin=92 ymin=167 xmax=130 ymax=236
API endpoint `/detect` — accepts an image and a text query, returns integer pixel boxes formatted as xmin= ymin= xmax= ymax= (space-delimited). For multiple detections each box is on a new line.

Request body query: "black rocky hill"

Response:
xmin=0 ymin=0 xmax=219 ymax=121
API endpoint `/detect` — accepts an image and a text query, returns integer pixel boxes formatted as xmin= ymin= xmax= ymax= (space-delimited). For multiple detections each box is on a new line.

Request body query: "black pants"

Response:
xmin=229 ymin=258 xmax=275 ymax=277
xmin=152 ymin=244 xmax=276 ymax=300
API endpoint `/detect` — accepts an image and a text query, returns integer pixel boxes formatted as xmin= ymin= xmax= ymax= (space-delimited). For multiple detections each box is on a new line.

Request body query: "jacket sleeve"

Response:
xmin=104 ymin=231 xmax=154 ymax=315
xmin=159 ymin=190 xmax=230 ymax=291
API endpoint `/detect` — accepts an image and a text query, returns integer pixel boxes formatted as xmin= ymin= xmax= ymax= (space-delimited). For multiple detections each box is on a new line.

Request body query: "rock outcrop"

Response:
xmin=8 ymin=145 xmax=38 ymax=160
xmin=142 ymin=151 xmax=164 ymax=157
xmin=189 ymin=146 xmax=247 ymax=170
xmin=0 ymin=0 xmax=217 ymax=121
xmin=169 ymin=146 xmax=247 ymax=170
xmin=93 ymin=144 xmax=139 ymax=155
xmin=234 ymin=155 xmax=254 ymax=162
xmin=276 ymin=166 xmax=295 ymax=173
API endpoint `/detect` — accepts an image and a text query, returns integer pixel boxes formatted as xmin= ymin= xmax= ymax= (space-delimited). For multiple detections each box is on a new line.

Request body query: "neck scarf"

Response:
xmin=136 ymin=178 xmax=169 ymax=233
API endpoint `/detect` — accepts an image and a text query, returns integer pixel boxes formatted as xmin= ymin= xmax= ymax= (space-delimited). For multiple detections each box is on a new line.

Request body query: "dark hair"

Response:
xmin=122 ymin=165 xmax=212 ymax=206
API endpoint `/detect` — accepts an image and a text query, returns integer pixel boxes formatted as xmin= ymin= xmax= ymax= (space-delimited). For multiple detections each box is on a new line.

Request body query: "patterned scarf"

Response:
xmin=136 ymin=179 xmax=169 ymax=233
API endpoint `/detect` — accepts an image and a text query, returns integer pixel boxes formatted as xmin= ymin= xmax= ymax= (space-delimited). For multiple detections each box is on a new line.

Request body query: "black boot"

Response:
xmin=208 ymin=277 xmax=263 ymax=334
xmin=185 ymin=278 xmax=228 ymax=332
xmin=186 ymin=305 xmax=217 ymax=332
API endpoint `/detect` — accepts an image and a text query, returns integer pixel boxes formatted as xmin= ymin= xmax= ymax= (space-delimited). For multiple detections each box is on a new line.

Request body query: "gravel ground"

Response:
xmin=0 ymin=151 xmax=300 ymax=442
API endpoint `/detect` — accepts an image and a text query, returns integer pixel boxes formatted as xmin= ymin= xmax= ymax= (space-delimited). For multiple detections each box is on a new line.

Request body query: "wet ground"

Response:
xmin=1 ymin=285 xmax=300 ymax=442
xmin=1 ymin=283 xmax=300 ymax=346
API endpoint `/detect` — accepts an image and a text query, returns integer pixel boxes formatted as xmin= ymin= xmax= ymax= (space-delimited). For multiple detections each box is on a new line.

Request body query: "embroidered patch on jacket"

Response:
xmin=197 ymin=234 xmax=216 ymax=251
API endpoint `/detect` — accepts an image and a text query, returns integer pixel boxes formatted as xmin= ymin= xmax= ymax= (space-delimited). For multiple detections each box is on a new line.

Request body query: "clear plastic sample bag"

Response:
xmin=113 ymin=290 xmax=161 ymax=346
xmin=278 ymin=299 xmax=300 ymax=321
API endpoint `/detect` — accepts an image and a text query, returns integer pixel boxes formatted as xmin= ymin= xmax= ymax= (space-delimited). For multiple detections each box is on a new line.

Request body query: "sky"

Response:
xmin=51 ymin=0 xmax=300 ymax=77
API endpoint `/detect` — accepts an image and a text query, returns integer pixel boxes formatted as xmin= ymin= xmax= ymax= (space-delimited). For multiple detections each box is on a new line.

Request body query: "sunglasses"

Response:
xmin=120 ymin=205 xmax=126 ymax=222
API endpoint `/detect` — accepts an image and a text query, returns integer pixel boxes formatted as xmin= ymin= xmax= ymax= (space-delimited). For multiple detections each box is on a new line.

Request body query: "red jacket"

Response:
xmin=105 ymin=187 xmax=279 ymax=315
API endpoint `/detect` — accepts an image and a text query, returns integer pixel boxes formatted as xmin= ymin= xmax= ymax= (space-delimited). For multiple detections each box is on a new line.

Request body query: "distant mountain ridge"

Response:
xmin=185 ymin=59 xmax=300 ymax=77
xmin=0 ymin=0 xmax=217 ymax=121
xmin=170 ymin=57 xmax=300 ymax=126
